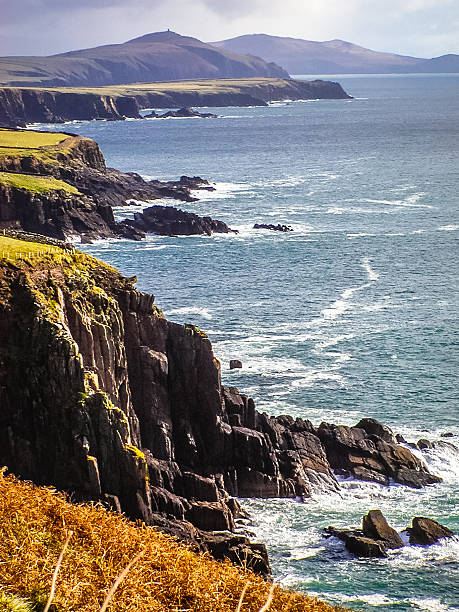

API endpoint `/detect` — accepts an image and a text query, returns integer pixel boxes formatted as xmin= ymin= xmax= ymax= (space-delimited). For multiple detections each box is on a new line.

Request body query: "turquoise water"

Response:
xmin=39 ymin=74 xmax=459 ymax=610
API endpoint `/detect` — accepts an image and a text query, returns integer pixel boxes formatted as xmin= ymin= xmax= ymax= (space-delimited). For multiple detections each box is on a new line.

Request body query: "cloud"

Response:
xmin=0 ymin=0 xmax=458 ymax=57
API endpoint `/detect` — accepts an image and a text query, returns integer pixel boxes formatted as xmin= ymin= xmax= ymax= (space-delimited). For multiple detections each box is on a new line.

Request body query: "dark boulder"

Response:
xmin=362 ymin=510 xmax=403 ymax=548
xmin=204 ymin=533 xmax=271 ymax=577
xmin=186 ymin=501 xmax=235 ymax=532
xmin=324 ymin=527 xmax=388 ymax=558
xmin=355 ymin=418 xmax=397 ymax=444
xmin=407 ymin=517 xmax=454 ymax=545
xmin=346 ymin=535 xmax=388 ymax=558
xmin=229 ymin=359 xmax=243 ymax=369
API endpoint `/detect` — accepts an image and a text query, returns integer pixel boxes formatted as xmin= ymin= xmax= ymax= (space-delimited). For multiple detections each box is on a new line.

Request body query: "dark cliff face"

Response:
xmin=0 ymin=255 xmax=441 ymax=569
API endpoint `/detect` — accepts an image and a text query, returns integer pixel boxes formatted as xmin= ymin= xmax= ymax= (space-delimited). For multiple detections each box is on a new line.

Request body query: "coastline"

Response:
xmin=0 ymin=77 xmax=351 ymax=128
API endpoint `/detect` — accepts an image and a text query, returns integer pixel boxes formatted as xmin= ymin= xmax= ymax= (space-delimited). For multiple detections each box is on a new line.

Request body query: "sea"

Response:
xmin=36 ymin=74 xmax=459 ymax=611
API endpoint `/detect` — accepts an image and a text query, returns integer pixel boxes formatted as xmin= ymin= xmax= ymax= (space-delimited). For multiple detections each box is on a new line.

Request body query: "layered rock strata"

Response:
xmin=0 ymin=254 xmax=441 ymax=573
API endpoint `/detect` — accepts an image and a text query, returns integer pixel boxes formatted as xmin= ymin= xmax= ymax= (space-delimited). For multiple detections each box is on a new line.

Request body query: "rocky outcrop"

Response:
xmin=0 ymin=131 xmax=232 ymax=241
xmin=325 ymin=528 xmax=388 ymax=558
xmin=146 ymin=107 xmax=218 ymax=119
xmin=0 ymin=255 xmax=441 ymax=572
xmin=122 ymin=204 xmax=236 ymax=236
xmin=406 ymin=517 xmax=454 ymax=545
xmin=316 ymin=421 xmax=442 ymax=488
xmin=326 ymin=511 xmax=454 ymax=558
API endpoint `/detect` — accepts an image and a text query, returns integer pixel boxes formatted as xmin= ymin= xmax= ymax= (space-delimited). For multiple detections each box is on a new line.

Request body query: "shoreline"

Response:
xmin=0 ymin=77 xmax=351 ymax=128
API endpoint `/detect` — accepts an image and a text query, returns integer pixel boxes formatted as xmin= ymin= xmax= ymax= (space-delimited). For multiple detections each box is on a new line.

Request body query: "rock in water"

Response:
xmin=407 ymin=517 xmax=454 ymax=545
xmin=362 ymin=510 xmax=403 ymax=548
xmin=345 ymin=535 xmax=388 ymax=558
xmin=253 ymin=223 xmax=293 ymax=232
xmin=324 ymin=527 xmax=388 ymax=558
xmin=229 ymin=359 xmax=242 ymax=369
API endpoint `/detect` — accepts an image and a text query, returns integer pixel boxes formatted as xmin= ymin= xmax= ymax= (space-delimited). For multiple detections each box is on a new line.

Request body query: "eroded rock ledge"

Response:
xmin=0 ymin=253 xmax=441 ymax=574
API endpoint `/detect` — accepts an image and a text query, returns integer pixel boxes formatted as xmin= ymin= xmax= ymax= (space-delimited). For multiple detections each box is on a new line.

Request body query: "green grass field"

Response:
xmin=0 ymin=128 xmax=74 ymax=163
xmin=0 ymin=171 xmax=79 ymax=194
xmin=0 ymin=235 xmax=63 ymax=260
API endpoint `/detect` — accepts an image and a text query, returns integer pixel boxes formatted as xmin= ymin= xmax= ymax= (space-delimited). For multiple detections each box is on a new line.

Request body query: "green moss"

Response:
xmin=125 ymin=444 xmax=146 ymax=461
xmin=0 ymin=171 xmax=80 ymax=195
xmin=184 ymin=323 xmax=208 ymax=338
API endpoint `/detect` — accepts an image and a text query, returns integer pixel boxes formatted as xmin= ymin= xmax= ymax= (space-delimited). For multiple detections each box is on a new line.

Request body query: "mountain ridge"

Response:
xmin=212 ymin=33 xmax=459 ymax=74
xmin=0 ymin=31 xmax=289 ymax=87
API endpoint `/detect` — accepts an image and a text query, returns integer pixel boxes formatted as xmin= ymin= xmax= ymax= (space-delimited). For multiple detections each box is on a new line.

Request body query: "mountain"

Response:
xmin=0 ymin=31 xmax=289 ymax=87
xmin=212 ymin=34 xmax=459 ymax=74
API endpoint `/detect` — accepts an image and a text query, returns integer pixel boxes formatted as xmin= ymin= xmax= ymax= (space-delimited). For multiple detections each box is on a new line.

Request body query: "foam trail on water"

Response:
xmin=165 ymin=306 xmax=212 ymax=320
xmin=362 ymin=257 xmax=379 ymax=281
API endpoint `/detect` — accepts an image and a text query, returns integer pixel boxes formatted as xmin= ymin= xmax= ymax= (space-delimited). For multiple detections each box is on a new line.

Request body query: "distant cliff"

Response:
xmin=0 ymin=242 xmax=441 ymax=570
xmin=0 ymin=78 xmax=351 ymax=128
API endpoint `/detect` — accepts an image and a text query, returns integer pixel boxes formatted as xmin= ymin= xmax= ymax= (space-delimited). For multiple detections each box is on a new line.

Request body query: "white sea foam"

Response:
xmin=438 ymin=224 xmax=459 ymax=231
xmin=165 ymin=306 xmax=212 ymax=320
xmin=409 ymin=598 xmax=459 ymax=612
xmin=360 ymin=194 xmax=433 ymax=209
xmin=362 ymin=257 xmax=379 ymax=280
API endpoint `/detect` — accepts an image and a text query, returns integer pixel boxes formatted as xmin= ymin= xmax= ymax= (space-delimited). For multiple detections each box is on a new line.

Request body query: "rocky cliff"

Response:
xmin=0 ymin=129 xmax=234 ymax=241
xmin=0 ymin=78 xmax=351 ymax=128
xmin=0 ymin=246 xmax=441 ymax=572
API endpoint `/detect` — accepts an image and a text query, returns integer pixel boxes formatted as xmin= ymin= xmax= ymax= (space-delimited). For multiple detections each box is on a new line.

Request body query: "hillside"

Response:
xmin=212 ymin=34 xmax=459 ymax=74
xmin=0 ymin=471 xmax=341 ymax=611
xmin=0 ymin=31 xmax=288 ymax=87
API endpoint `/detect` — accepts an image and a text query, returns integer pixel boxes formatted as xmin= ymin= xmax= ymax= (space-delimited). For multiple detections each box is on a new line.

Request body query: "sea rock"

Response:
xmin=407 ymin=517 xmax=454 ymax=545
xmin=253 ymin=223 xmax=293 ymax=232
xmin=123 ymin=204 xmax=237 ymax=236
xmin=229 ymin=359 xmax=242 ymax=369
xmin=0 ymin=258 xmax=443 ymax=572
xmin=159 ymin=107 xmax=218 ymax=119
xmin=325 ymin=527 xmax=388 ymax=558
xmin=317 ymin=421 xmax=441 ymax=488
xmin=362 ymin=510 xmax=403 ymax=548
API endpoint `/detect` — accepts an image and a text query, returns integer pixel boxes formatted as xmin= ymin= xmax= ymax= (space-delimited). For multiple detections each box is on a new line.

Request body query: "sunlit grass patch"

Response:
xmin=0 ymin=171 xmax=80 ymax=194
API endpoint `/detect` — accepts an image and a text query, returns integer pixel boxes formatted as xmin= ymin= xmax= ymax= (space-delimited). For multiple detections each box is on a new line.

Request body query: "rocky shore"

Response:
xmin=0 ymin=128 xmax=234 ymax=241
xmin=0 ymin=243 xmax=443 ymax=575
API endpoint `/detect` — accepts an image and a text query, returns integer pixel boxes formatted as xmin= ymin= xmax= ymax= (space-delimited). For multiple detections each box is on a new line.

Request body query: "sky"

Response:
xmin=1 ymin=0 xmax=458 ymax=58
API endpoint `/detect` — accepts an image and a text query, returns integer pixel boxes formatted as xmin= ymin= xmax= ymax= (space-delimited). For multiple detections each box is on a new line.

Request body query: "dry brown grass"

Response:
xmin=0 ymin=471 xmax=342 ymax=612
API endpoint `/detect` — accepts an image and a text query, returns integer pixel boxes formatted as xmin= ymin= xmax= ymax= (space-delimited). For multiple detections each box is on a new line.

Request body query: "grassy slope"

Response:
xmin=0 ymin=129 xmax=83 ymax=194
xmin=0 ymin=128 xmax=75 ymax=162
xmin=0 ymin=171 xmax=80 ymax=194
xmin=0 ymin=472 xmax=343 ymax=611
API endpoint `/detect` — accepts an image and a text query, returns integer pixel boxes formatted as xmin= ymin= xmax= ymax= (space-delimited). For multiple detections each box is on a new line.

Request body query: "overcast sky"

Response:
xmin=1 ymin=0 xmax=458 ymax=58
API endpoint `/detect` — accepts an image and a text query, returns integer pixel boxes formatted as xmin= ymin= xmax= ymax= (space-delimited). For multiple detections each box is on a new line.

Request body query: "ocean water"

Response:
xmin=38 ymin=74 xmax=459 ymax=610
